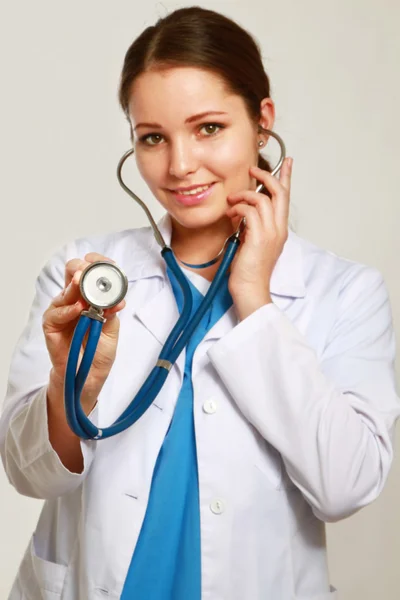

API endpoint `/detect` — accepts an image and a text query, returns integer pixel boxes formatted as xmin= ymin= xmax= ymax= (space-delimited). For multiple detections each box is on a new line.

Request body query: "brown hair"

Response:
xmin=118 ymin=6 xmax=273 ymax=175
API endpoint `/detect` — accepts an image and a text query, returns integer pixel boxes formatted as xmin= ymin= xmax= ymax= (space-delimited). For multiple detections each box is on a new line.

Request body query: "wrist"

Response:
xmin=49 ymin=368 xmax=64 ymax=394
xmin=49 ymin=368 xmax=98 ymax=415
xmin=231 ymin=289 xmax=273 ymax=321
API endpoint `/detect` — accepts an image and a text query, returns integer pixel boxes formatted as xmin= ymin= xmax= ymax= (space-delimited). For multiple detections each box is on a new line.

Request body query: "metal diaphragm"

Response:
xmin=79 ymin=261 xmax=128 ymax=310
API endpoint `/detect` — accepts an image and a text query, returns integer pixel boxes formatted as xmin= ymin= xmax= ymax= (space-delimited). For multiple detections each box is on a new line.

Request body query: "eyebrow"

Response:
xmin=133 ymin=111 xmax=228 ymax=131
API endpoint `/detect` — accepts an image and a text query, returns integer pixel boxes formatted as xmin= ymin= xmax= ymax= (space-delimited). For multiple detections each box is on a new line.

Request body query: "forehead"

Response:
xmin=128 ymin=66 xmax=245 ymax=124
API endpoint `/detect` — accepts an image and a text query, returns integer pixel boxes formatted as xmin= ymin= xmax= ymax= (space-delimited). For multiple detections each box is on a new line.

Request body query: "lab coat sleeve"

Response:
xmin=0 ymin=240 xmax=99 ymax=500
xmin=207 ymin=266 xmax=400 ymax=523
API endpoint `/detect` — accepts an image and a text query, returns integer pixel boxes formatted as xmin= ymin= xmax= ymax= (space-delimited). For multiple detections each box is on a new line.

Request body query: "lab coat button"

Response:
xmin=203 ymin=399 xmax=217 ymax=414
xmin=210 ymin=499 xmax=225 ymax=514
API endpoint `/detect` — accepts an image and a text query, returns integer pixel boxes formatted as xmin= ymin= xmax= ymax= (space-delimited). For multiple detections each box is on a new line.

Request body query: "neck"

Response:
xmin=170 ymin=216 xmax=235 ymax=266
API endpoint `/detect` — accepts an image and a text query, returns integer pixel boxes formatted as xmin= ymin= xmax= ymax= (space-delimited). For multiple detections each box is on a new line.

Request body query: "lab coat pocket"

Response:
xmin=28 ymin=533 xmax=68 ymax=599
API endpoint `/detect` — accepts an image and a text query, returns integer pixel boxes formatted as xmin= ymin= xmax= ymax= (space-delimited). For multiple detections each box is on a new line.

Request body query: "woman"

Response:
xmin=1 ymin=6 xmax=398 ymax=600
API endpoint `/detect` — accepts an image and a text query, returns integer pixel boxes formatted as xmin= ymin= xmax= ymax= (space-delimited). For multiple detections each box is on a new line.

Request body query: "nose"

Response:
xmin=168 ymin=138 xmax=198 ymax=179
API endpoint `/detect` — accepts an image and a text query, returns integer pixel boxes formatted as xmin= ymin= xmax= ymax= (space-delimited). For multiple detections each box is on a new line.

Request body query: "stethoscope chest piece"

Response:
xmin=79 ymin=261 xmax=128 ymax=311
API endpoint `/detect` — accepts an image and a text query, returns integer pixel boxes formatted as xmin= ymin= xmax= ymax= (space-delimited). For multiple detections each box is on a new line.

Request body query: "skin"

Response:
xmin=128 ymin=66 xmax=293 ymax=320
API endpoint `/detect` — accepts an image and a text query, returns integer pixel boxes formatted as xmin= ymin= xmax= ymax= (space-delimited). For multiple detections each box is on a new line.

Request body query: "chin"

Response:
xmin=171 ymin=206 xmax=230 ymax=229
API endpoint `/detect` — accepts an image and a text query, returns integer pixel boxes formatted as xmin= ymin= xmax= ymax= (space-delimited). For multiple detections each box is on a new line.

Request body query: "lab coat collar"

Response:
xmin=126 ymin=212 xmax=306 ymax=299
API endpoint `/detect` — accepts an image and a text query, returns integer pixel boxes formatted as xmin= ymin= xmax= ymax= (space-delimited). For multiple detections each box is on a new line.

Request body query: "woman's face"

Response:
xmin=128 ymin=66 xmax=272 ymax=231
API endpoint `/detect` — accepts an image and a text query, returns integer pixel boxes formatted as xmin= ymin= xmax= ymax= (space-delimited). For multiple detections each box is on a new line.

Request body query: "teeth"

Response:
xmin=178 ymin=184 xmax=211 ymax=196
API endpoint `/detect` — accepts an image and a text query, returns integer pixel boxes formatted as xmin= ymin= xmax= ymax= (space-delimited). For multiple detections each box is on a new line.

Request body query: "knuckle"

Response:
xmin=42 ymin=312 xmax=49 ymax=329
xmin=66 ymin=258 xmax=86 ymax=278
xmin=56 ymin=305 xmax=69 ymax=320
xmin=42 ymin=308 xmax=58 ymax=331
xmin=66 ymin=258 xmax=80 ymax=271
xmin=52 ymin=306 xmax=62 ymax=321
xmin=84 ymin=252 xmax=115 ymax=264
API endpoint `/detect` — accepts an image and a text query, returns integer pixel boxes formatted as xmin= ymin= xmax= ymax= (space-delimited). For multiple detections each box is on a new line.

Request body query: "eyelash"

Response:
xmin=138 ymin=122 xmax=225 ymax=146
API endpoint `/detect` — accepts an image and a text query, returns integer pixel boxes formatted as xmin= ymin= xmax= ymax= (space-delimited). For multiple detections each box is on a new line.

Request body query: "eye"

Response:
xmin=139 ymin=133 xmax=164 ymax=146
xmin=199 ymin=123 xmax=225 ymax=136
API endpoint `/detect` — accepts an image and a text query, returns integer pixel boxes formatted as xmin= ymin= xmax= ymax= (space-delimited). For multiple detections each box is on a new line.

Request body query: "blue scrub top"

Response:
xmin=121 ymin=266 xmax=233 ymax=599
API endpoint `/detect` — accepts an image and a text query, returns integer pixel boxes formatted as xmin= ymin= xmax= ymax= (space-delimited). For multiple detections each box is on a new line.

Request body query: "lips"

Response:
xmin=170 ymin=182 xmax=214 ymax=194
xmin=169 ymin=182 xmax=216 ymax=206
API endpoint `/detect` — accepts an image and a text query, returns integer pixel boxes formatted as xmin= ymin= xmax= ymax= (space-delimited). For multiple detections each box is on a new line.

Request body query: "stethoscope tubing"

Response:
xmin=65 ymin=127 xmax=286 ymax=439
xmin=64 ymin=235 xmax=240 ymax=439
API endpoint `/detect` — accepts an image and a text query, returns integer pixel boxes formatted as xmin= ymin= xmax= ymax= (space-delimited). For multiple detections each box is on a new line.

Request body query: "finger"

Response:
xmin=227 ymin=203 xmax=275 ymax=240
xmin=275 ymin=197 xmax=290 ymax=235
xmin=275 ymin=159 xmax=292 ymax=232
xmin=103 ymin=299 xmax=126 ymax=318
xmin=84 ymin=253 xmax=116 ymax=264
xmin=65 ymin=258 xmax=90 ymax=288
xmin=52 ymin=270 xmax=82 ymax=307
xmin=278 ymin=157 xmax=293 ymax=192
xmin=43 ymin=300 xmax=85 ymax=331
xmin=101 ymin=311 xmax=121 ymax=337
xmin=249 ymin=165 xmax=284 ymax=197
xmin=227 ymin=189 xmax=274 ymax=212
xmin=227 ymin=190 xmax=275 ymax=233
xmin=227 ymin=190 xmax=272 ymax=204
xmin=250 ymin=161 xmax=291 ymax=234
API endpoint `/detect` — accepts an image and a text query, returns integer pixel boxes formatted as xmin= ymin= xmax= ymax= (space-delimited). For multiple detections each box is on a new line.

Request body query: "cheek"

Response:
xmin=134 ymin=152 xmax=170 ymax=211
xmin=135 ymin=152 xmax=163 ymax=189
xmin=212 ymin=142 xmax=256 ymax=188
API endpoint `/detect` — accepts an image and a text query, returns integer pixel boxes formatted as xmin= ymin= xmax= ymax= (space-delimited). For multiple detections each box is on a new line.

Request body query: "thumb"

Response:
xmin=101 ymin=311 xmax=121 ymax=338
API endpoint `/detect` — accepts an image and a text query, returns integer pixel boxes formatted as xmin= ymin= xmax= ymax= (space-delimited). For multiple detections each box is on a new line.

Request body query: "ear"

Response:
xmin=258 ymin=97 xmax=275 ymax=134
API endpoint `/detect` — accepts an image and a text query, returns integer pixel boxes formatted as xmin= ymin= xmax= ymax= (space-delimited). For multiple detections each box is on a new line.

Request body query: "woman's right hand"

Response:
xmin=42 ymin=253 xmax=126 ymax=410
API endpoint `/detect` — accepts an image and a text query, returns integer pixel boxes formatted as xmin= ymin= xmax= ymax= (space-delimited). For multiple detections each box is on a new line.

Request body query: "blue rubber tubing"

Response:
xmin=64 ymin=239 xmax=239 ymax=439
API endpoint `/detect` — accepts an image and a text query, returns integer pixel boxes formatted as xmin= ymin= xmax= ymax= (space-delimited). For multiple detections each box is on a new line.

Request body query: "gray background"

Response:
xmin=0 ymin=1 xmax=399 ymax=597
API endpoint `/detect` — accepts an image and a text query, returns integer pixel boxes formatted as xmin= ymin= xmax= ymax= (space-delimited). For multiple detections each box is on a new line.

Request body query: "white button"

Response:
xmin=203 ymin=399 xmax=217 ymax=414
xmin=210 ymin=499 xmax=225 ymax=515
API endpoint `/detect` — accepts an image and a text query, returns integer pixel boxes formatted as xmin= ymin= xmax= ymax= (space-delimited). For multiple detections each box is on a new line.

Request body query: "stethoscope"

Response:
xmin=65 ymin=130 xmax=286 ymax=439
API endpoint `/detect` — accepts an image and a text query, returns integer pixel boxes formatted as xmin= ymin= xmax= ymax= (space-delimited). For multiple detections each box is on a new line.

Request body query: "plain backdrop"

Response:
xmin=0 ymin=1 xmax=399 ymax=598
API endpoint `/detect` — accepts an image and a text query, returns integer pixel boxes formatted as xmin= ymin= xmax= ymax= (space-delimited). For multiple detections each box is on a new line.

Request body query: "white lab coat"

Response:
xmin=1 ymin=213 xmax=399 ymax=600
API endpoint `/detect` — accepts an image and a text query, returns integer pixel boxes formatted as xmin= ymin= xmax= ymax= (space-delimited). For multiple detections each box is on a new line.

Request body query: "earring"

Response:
xmin=258 ymin=140 xmax=264 ymax=147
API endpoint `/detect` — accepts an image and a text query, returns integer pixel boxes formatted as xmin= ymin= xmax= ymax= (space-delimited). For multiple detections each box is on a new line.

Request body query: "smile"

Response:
xmin=175 ymin=184 xmax=213 ymax=196
xmin=169 ymin=183 xmax=216 ymax=206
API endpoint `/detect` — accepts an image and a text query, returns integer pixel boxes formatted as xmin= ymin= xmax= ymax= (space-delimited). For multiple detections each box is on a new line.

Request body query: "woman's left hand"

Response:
xmin=226 ymin=157 xmax=293 ymax=319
